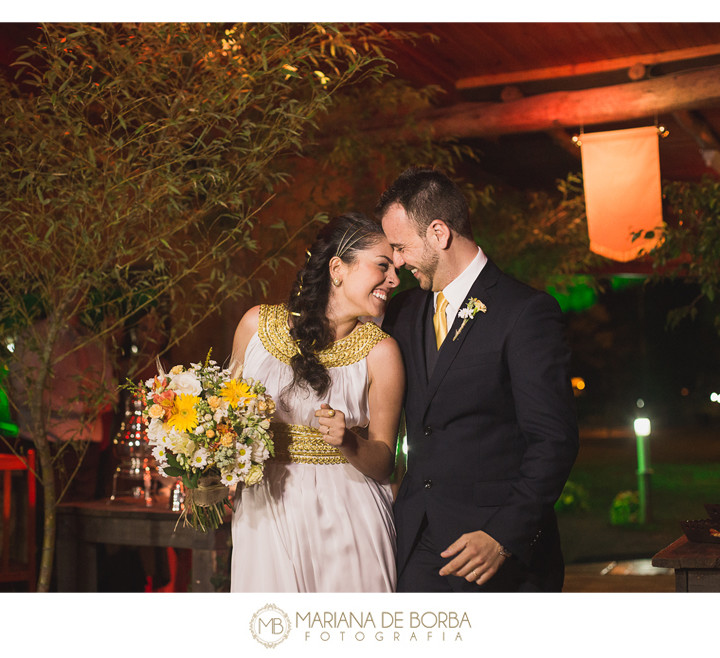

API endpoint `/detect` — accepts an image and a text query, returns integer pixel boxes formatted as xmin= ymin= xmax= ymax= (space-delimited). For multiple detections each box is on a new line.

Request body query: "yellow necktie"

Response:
xmin=433 ymin=292 xmax=449 ymax=349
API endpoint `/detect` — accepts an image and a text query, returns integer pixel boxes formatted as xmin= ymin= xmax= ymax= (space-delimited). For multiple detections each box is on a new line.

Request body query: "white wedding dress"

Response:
xmin=230 ymin=304 xmax=396 ymax=592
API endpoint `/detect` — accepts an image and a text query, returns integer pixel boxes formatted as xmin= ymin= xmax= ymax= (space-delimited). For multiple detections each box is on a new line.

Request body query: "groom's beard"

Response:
xmin=412 ymin=245 xmax=440 ymax=291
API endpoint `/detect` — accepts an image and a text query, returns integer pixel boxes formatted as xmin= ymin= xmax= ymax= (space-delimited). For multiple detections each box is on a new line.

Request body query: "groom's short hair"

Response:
xmin=375 ymin=167 xmax=472 ymax=240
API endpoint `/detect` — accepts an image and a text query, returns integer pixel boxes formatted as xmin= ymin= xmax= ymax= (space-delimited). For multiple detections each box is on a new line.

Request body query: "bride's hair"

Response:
xmin=285 ymin=212 xmax=385 ymax=399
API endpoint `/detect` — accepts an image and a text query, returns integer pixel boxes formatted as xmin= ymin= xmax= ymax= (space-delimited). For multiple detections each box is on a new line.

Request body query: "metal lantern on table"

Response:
xmin=110 ymin=393 xmax=157 ymax=504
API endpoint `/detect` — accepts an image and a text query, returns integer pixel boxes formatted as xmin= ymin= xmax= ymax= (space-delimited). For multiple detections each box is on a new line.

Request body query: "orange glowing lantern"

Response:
xmin=580 ymin=126 xmax=664 ymax=262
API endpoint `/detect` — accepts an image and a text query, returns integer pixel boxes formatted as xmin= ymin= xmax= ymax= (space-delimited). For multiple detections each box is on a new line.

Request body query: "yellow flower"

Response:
xmin=470 ymin=298 xmax=487 ymax=314
xmin=166 ymin=393 xmax=200 ymax=433
xmin=220 ymin=379 xmax=255 ymax=407
xmin=207 ymin=395 xmax=221 ymax=410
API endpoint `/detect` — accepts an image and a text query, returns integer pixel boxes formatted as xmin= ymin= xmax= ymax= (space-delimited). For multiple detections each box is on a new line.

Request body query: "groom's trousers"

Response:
xmin=396 ymin=513 xmax=565 ymax=593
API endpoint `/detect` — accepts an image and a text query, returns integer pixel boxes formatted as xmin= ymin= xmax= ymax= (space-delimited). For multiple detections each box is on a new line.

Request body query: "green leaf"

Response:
xmin=189 ymin=470 xmax=199 ymax=488
xmin=166 ymin=451 xmax=182 ymax=469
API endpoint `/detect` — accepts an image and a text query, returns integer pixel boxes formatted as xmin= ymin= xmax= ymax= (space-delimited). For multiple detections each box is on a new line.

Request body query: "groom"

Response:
xmin=378 ymin=167 xmax=578 ymax=592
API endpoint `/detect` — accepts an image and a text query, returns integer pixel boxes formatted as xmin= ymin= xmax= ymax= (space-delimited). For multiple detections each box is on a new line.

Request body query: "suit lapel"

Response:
xmin=422 ymin=259 xmax=501 ymax=415
xmin=406 ymin=290 xmax=433 ymax=391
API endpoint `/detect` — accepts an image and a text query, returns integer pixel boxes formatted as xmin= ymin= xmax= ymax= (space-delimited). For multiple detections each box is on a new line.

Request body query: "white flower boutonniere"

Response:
xmin=453 ymin=297 xmax=487 ymax=341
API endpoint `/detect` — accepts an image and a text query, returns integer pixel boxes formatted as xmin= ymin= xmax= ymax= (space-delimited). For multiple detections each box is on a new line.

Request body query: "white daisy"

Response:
xmin=190 ymin=447 xmax=209 ymax=468
xmin=236 ymin=442 xmax=252 ymax=467
xmin=152 ymin=445 xmax=169 ymax=465
xmin=220 ymin=468 xmax=241 ymax=486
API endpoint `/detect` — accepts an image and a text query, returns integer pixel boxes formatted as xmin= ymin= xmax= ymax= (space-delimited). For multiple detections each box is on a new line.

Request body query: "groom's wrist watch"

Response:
xmin=498 ymin=545 xmax=512 ymax=558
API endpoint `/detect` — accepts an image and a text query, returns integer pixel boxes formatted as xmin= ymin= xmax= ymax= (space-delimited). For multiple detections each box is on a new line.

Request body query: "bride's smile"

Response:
xmin=327 ymin=239 xmax=399 ymax=337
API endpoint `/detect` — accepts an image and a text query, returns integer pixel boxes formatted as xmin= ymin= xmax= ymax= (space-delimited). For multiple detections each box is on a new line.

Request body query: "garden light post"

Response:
xmin=633 ymin=417 xmax=652 ymax=524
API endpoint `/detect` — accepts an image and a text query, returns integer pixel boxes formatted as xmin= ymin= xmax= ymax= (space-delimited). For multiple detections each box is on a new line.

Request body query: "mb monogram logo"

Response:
xmin=250 ymin=603 xmax=292 ymax=648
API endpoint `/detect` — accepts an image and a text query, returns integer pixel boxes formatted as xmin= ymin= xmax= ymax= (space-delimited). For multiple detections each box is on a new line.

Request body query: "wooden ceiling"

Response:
xmin=3 ymin=22 xmax=720 ymax=187
xmin=376 ymin=22 xmax=720 ymax=187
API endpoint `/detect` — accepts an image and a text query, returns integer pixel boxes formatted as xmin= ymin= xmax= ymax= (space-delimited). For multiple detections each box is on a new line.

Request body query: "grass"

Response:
xmin=557 ymin=428 xmax=720 ymax=565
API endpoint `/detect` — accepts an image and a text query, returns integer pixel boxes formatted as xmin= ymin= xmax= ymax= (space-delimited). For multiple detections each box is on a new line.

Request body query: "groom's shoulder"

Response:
xmin=383 ymin=287 xmax=425 ymax=333
xmin=387 ymin=287 xmax=425 ymax=314
xmin=491 ymin=260 xmax=550 ymax=299
xmin=493 ymin=266 xmax=563 ymax=319
xmin=391 ymin=285 xmax=425 ymax=303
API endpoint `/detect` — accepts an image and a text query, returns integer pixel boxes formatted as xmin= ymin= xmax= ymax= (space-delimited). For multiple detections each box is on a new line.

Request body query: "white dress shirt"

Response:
xmin=434 ymin=246 xmax=487 ymax=331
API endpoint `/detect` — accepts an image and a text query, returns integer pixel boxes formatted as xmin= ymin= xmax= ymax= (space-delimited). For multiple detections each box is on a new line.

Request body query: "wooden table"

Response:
xmin=56 ymin=496 xmax=231 ymax=592
xmin=652 ymin=535 xmax=720 ymax=592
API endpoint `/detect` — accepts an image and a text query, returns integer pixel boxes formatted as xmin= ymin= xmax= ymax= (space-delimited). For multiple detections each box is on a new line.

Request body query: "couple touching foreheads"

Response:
xmin=229 ymin=167 xmax=579 ymax=593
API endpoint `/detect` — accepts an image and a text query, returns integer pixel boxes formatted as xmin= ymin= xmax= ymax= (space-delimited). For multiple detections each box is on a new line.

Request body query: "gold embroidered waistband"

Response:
xmin=271 ymin=423 xmax=348 ymax=465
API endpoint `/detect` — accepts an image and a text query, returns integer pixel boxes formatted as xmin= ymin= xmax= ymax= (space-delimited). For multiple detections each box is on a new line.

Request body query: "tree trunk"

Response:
xmin=26 ymin=314 xmax=64 ymax=592
xmin=35 ymin=437 xmax=56 ymax=593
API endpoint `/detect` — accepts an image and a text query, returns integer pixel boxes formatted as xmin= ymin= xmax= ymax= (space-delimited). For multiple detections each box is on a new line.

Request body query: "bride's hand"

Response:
xmin=315 ymin=403 xmax=346 ymax=446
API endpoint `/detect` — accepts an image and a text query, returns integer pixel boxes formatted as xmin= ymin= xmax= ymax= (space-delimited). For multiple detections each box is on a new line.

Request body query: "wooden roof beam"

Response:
xmin=455 ymin=43 xmax=720 ymax=90
xmin=361 ymin=65 xmax=720 ymax=141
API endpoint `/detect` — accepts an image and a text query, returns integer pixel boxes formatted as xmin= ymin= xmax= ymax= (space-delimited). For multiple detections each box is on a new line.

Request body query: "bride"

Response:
xmin=229 ymin=212 xmax=404 ymax=592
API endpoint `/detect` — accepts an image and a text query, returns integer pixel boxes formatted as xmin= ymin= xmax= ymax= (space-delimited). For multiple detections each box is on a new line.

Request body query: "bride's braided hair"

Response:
xmin=285 ymin=212 xmax=385 ymax=398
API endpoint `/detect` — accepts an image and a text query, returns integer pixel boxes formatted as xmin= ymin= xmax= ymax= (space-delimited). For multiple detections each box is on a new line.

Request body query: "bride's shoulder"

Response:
xmin=235 ymin=303 xmax=291 ymax=346
xmin=232 ymin=305 xmax=266 ymax=351
xmin=366 ymin=330 xmax=403 ymax=388
xmin=365 ymin=326 xmax=401 ymax=363
xmin=236 ymin=304 xmax=262 ymax=332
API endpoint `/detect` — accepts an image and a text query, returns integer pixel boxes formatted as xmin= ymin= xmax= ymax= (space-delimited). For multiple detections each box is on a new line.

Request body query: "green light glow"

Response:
xmin=0 ymin=367 xmax=18 ymax=438
xmin=547 ymin=276 xmax=597 ymax=313
xmin=610 ymin=274 xmax=646 ymax=291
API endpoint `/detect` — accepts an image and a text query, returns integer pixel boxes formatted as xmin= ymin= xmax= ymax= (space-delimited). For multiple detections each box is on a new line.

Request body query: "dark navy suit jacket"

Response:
xmin=382 ymin=258 xmax=579 ymax=591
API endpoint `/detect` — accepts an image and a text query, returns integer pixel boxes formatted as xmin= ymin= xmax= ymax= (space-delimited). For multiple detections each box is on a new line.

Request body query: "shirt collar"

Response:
xmin=435 ymin=246 xmax=487 ymax=313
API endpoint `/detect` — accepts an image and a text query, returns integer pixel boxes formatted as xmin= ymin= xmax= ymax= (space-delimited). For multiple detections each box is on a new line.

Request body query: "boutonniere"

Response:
xmin=453 ymin=297 xmax=487 ymax=341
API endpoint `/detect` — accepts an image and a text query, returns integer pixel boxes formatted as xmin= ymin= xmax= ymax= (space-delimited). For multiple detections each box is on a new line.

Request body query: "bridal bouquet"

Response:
xmin=126 ymin=352 xmax=275 ymax=531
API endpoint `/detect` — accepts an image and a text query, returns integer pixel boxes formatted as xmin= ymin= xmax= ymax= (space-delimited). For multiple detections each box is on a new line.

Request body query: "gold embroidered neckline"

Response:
xmin=257 ymin=303 xmax=388 ymax=368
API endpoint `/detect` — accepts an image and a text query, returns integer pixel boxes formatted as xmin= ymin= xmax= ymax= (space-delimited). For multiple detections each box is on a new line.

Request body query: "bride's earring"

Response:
xmin=332 ymin=278 xmax=341 ymax=287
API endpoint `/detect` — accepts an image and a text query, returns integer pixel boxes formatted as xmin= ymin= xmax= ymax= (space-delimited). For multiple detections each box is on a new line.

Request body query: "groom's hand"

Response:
xmin=438 ymin=530 xmax=507 ymax=586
